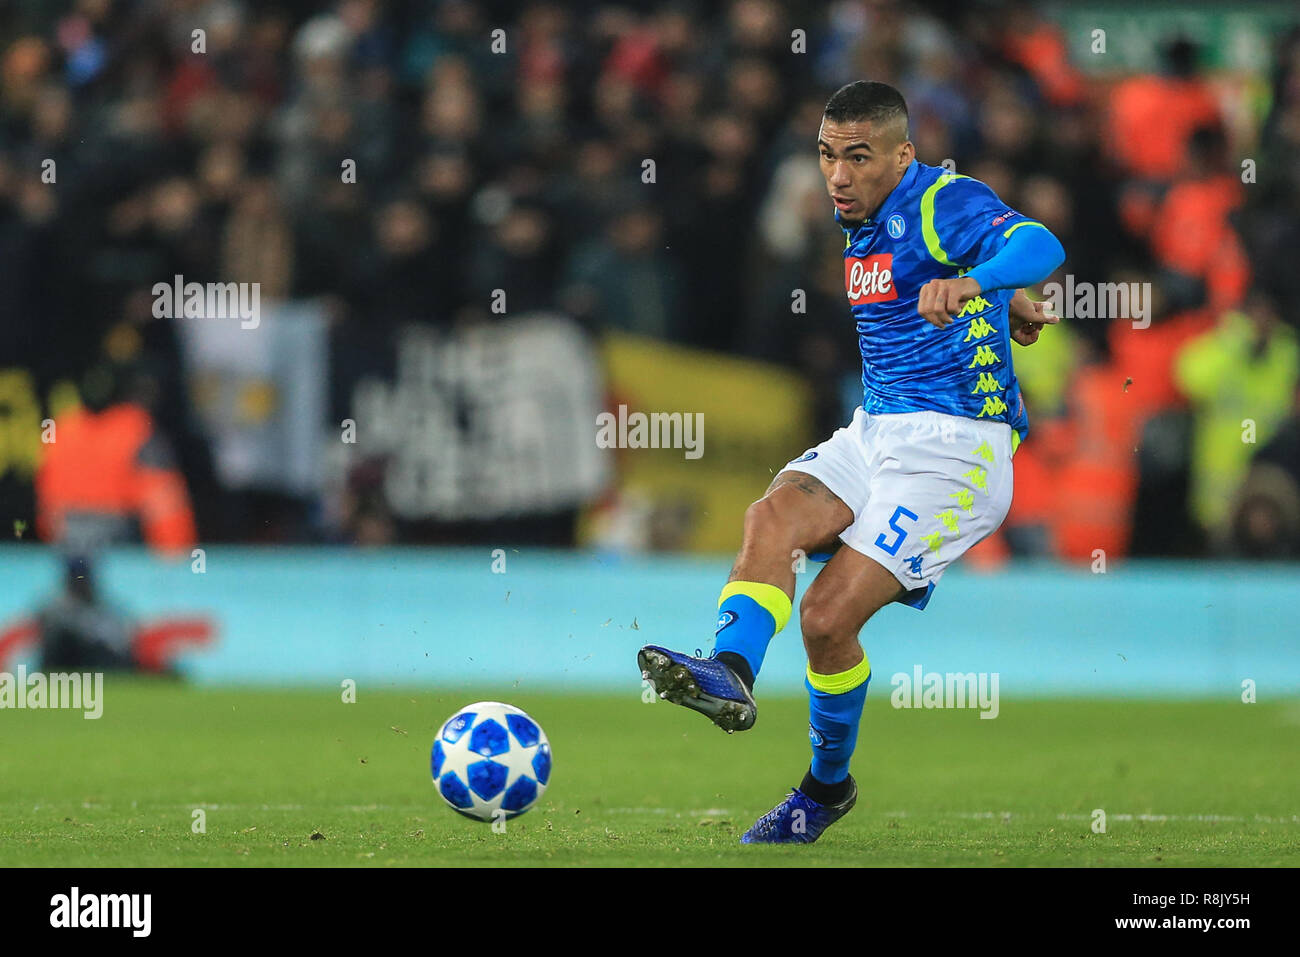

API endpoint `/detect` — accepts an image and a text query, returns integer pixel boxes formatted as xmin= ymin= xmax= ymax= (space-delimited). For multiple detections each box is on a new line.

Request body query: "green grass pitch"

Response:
xmin=1 ymin=679 xmax=1296 ymax=866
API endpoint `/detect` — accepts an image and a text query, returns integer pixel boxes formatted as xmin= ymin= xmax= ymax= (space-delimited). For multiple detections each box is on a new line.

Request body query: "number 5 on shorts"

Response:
xmin=875 ymin=505 xmax=918 ymax=557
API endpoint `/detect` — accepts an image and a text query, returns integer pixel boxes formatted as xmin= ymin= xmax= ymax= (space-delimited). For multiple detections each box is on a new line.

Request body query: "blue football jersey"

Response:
xmin=838 ymin=160 xmax=1046 ymax=443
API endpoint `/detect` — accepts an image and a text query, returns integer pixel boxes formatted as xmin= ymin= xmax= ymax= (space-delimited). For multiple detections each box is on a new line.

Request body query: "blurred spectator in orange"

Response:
xmin=1001 ymin=3 xmax=1085 ymax=109
xmin=1051 ymin=360 xmax=1141 ymax=561
xmin=1111 ymin=36 xmax=1224 ymax=250
xmin=1148 ymin=127 xmax=1249 ymax=314
xmin=1107 ymin=280 xmax=1215 ymax=422
xmin=36 ymin=362 xmax=197 ymax=558
xmin=1110 ymin=282 xmax=1217 ymax=558
xmin=1108 ymin=37 xmax=1222 ymax=183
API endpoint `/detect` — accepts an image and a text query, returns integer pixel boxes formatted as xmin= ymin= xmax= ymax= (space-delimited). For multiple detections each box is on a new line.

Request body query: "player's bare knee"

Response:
xmin=742 ymin=497 xmax=796 ymax=548
xmin=798 ymin=593 xmax=855 ymax=655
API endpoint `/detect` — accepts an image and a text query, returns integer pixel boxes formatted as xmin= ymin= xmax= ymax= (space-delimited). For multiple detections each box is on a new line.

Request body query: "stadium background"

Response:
xmin=0 ymin=0 xmax=1298 ymax=696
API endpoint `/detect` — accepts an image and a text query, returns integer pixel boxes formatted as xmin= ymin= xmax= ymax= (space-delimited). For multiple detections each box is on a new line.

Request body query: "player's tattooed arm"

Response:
xmin=1008 ymin=289 xmax=1060 ymax=346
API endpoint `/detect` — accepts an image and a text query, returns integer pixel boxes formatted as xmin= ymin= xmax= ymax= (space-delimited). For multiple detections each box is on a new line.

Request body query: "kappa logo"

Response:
xmin=715 ymin=610 xmax=739 ymax=634
xmin=844 ymin=254 xmax=897 ymax=306
xmin=886 ymin=214 xmax=907 ymax=239
xmin=808 ymin=724 xmax=825 ymax=747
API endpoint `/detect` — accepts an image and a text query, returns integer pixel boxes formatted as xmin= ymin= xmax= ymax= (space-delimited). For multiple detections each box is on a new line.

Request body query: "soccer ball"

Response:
xmin=431 ymin=701 xmax=552 ymax=821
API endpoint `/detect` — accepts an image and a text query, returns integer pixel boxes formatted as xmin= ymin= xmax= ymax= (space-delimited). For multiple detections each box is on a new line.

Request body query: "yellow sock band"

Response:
xmin=807 ymin=654 xmax=872 ymax=694
xmin=718 ymin=581 xmax=792 ymax=634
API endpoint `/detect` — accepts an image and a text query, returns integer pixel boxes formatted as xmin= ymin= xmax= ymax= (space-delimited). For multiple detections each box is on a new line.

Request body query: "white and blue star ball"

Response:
xmin=431 ymin=701 xmax=552 ymax=821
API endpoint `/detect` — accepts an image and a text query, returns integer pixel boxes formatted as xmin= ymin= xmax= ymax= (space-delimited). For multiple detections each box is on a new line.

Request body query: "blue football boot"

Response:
xmin=637 ymin=645 xmax=757 ymax=733
xmin=741 ymin=776 xmax=858 ymax=844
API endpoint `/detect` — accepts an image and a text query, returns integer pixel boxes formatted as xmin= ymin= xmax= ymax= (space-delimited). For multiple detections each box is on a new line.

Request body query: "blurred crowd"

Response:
xmin=1 ymin=0 xmax=1299 ymax=559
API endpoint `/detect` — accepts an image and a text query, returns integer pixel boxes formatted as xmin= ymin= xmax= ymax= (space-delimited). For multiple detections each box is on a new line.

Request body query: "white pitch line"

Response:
xmin=59 ymin=803 xmax=404 ymax=813
xmin=882 ymin=811 xmax=1019 ymax=820
xmin=603 ymin=807 xmax=732 ymax=817
xmin=1055 ymin=812 xmax=1300 ymax=824
xmin=879 ymin=810 xmax=1300 ymax=824
xmin=40 ymin=804 xmax=1300 ymax=825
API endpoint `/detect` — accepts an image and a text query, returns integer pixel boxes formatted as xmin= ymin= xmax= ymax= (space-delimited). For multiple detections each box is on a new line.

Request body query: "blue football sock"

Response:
xmin=713 ymin=581 xmax=792 ymax=684
xmin=806 ymin=654 xmax=871 ymax=785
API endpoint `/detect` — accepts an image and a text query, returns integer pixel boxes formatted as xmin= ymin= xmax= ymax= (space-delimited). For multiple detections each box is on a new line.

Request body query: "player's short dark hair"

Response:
xmin=823 ymin=81 xmax=909 ymax=139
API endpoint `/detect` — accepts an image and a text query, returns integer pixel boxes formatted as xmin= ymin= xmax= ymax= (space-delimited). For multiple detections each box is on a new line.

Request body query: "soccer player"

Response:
xmin=637 ymin=81 xmax=1065 ymax=844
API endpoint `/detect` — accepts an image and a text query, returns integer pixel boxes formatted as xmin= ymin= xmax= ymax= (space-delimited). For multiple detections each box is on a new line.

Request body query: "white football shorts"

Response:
xmin=782 ymin=408 xmax=1015 ymax=609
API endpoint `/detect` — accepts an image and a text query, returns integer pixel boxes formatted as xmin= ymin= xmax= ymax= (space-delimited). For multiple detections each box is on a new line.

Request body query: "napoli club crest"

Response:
xmin=887 ymin=214 xmax=907 ymax=239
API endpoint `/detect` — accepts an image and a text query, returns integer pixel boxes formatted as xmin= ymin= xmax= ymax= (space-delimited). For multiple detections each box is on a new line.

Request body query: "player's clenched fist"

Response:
xmin=917 ymin=276 xmax=981 ymax=329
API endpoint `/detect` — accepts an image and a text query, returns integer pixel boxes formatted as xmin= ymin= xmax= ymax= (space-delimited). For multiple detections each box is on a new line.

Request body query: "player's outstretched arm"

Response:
xmin=964 ymin=221 xmax=1065 ymax=297
xmin=917 ymin=205 xmax=1065 ymax=330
